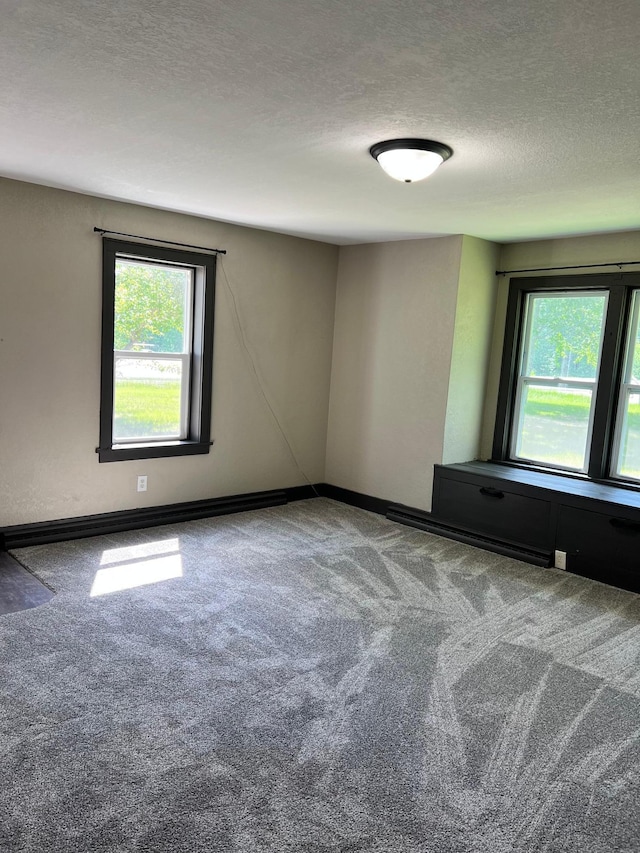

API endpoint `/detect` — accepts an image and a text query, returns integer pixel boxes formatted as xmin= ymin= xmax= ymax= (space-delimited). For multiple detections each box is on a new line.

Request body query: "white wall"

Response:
xmin=325 ymin=236 xmax=464 ymax=510
xmin=0 ymin=178 xmax=338 ymax=526
xmin=480 ymin=229 xmax=640 ymax=458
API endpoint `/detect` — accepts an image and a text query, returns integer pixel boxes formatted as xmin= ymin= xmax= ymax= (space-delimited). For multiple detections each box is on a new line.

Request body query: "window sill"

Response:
xmin=491 ymin=457 xmax=640 ymax=493
xmin=452 ymin=460 xmax=640 ymax=511
xmin=98 ymin=440 xmax=212 ymax=463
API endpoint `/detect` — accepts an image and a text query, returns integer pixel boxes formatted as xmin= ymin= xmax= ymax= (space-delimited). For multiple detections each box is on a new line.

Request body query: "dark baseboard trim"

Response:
xmin=283 ymin=485 xmax=320 ymax=502
xmin=316 ymin=483 xmax=389 ymax=515
xmin=387 ymin=503 xmax=552 ymax=567
xmin=0 ymin=480 xmax=551 ymax=566
xmin=1 ymin=486 xmax=322 ymax=550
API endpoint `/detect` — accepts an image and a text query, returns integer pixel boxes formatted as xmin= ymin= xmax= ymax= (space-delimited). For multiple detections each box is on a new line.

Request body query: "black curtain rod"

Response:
xmin=496 ymin=260 xmax=640 ymax=276
xmin=94 ymin=227 xmax=226 ymax=255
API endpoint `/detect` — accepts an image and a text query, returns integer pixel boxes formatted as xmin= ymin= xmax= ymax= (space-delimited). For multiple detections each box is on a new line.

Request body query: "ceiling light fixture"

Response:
xmin=369 ymin=138 xmax=453 ymax=183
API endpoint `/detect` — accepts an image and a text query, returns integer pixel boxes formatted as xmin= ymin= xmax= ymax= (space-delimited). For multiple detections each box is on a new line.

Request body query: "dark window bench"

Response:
xmin=425 ymin=462 xmax=640 ymax=594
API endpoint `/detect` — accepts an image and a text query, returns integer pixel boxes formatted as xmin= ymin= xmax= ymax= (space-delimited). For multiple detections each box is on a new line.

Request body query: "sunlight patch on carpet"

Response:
xmin=91 ymin=537 xmax=183 ymax=596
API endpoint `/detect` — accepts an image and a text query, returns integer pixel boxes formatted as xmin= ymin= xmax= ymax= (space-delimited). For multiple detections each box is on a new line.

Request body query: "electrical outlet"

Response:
xmin=554 ymin=549 xmax=567 ymax=570
xmin=137 ymin=475 xmax=148 ymax=493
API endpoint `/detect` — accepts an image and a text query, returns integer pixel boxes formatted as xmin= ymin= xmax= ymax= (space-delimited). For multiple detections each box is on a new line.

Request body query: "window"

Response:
xmin=99 ymin=239 xmax=215 ymax=462
xmin=510 ymin=290 xmax=608 ymax=472
xmin=493 ymin=272 xmax=640 ymax=485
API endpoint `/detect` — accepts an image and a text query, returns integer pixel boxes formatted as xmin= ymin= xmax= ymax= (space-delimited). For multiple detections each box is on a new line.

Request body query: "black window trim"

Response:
xmin=98 ymin=238 xmax=216 ymax=463
xmin=492 ymin=271 xmax=640 ymax=486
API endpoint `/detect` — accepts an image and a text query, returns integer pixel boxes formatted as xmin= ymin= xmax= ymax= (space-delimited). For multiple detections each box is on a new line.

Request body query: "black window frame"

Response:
xmin=98 ymin=238 xmax=215 ymax=463
xmin=492 ymin=271 xmax=640 ymax=485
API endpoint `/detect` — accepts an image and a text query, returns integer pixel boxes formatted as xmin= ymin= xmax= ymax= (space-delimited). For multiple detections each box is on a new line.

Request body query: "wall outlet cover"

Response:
xmin=554 ymin=549 xmax=567 ymax=570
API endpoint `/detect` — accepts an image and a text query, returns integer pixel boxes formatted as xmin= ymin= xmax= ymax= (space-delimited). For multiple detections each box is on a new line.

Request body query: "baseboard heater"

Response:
xmin=0 ymin=486 xmax=318 ymax=550
xmin=2 ymin=484 xmax=551 ymax=566
xmin=386 ymin=503 xmax=552 ymax=567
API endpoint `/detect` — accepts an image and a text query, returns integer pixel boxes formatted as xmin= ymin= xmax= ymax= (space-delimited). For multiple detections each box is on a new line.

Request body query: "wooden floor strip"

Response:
xmin=0 ymin=551 xmax=55 ymax=615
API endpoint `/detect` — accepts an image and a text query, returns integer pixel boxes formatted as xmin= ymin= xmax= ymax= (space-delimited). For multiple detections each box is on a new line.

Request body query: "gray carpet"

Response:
xmin=2 ymin=499 xmax=640 ymax=852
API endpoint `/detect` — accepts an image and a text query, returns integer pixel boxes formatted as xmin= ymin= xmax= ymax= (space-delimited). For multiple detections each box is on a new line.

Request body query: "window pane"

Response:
xmin=113 ymin=358 xmax=183 ymax=440
xmin=616 ymin=390 xmax=640 ymax=480
xmin=114 ymin=261 xmax=191 ymax=353
xmin=612 ymin=290 xmax=640 ymax=481
xmin=511 ymin=291 xmax=607 ymax=472
xmin=628 ymin=299 xmax=640 ymax=382
xmin=524 ymin=293 xmax=607 ymax=379
xmin=515 ymin=384 xmax=593 ymax=470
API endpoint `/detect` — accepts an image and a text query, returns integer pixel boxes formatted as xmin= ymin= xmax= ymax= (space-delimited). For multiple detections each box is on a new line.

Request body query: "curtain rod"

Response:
xmin=496 ymin=260 xmax=640 ymax=276
xmin=94 ymin=227 xmax=226 ymax=255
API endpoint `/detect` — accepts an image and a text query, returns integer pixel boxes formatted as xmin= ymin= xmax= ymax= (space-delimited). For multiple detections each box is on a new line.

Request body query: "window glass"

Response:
xmin=612 ymin=291 xmax=640 ymax=481
xmin=113 ymin=260 xmax=193 ymax=444
xmin=114 ymin=261 xmax=191 ymax=354
xmin=628 ymin=301 xmax=640 ymax=381
xmin=523 ymin=294 xmax=604 ymax=380
xmin=511 ymin=291 xmax=607 ymax=472
xmin=113 ymin=357 xmax=184 ymax=441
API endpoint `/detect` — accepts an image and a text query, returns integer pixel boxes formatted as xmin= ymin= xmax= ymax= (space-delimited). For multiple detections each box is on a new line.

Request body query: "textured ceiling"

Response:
xmin=1 ymin=0 xmax=639 ymax=244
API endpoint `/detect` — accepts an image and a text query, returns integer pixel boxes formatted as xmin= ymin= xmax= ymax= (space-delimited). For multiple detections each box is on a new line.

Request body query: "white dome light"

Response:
xmin=370 ymin=139 xmax=453 ymax=183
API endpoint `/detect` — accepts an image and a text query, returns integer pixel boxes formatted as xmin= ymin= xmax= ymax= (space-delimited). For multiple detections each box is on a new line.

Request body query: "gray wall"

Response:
xmin=3 ymin=174 xmax=637 ymax=528
xmin=325 ymin=235 xmax=498 ymax=512
xmin=442 ymin=236 xmax=499 ymax=465
xmin=0 ymin=178 xmax=338 ymax=525
xmin=326 ymin=236 xmax=478 ymax=510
